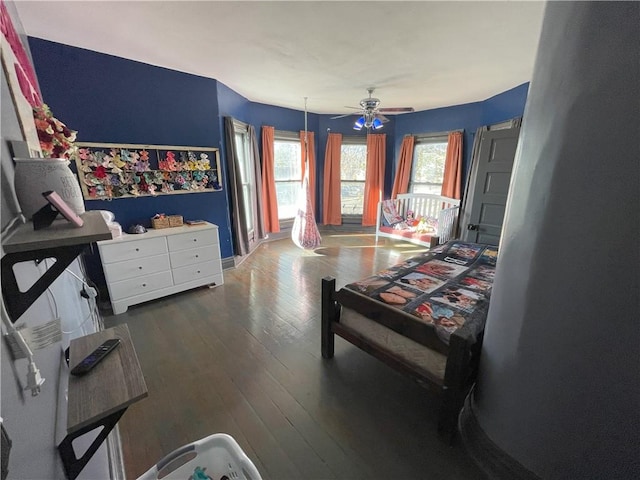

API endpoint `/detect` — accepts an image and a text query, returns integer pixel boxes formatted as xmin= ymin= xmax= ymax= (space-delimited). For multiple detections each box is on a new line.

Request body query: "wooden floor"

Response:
xmin=104 ymin=233 xmax=486 ymax=480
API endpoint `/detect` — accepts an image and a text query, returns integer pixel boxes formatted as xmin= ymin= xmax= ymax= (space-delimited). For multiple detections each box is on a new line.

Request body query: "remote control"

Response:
xmin=70 ymin=338 xmax=121 ymax=376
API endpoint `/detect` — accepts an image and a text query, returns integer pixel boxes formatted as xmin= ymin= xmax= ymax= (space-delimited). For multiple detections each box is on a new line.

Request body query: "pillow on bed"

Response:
xmin=381 ymin=199 xmax=403 ymax=226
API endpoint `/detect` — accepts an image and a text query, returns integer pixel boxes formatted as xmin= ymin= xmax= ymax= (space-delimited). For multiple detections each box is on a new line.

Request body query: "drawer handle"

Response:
xmin=197 ymin=270 xmax=201 ymax=274
xmin=195 ymin=254 xmax=199 ymax=258
xmin=193 ymin=239 xmax=197 ymax=242
xmin=138 ymin=266 xmax=143 ymax=270
xmin=142 ymin=283 xmax=147 ymax=287
xmin=135 ymin=248 xmax=140 ymax=252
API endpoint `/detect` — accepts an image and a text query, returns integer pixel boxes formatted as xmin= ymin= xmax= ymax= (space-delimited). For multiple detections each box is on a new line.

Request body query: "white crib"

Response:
xmin=375 ymin=193 xmax=460 ymax=247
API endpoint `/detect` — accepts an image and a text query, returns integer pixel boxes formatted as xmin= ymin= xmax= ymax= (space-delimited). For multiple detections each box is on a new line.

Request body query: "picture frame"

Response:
xmin=42 ymin=190 xmax=84 ymax=227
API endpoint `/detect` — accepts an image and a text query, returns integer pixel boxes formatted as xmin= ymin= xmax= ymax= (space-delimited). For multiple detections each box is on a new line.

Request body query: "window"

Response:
xmin=409 ymin=135 xmax=448 ymax=194
xmin=273 ymin=131 xmax=302 ymax=220
xmin=340 ymin=137 xmax=367 ymax=215
xmin=233 ymin=121 xmax=256 ymax=235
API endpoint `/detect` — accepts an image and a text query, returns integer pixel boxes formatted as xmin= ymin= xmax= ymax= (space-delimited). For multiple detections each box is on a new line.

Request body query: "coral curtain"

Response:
xmin=224 ymin=117 xmax=249 ymax=255
xmin=261 ymin=125 xmax=280 ymax=233
xmin=441 ymin=131 xmax=463 ymax=199
xmin=299 ymin=130 xmax=316 ymax=211
xmin=362 ymin=133 xmax=386 ymax=226
xmin=322 ymin=133 xmax=343 ymax=225
xmin=391 ymin=135 xmax=415 ymax=198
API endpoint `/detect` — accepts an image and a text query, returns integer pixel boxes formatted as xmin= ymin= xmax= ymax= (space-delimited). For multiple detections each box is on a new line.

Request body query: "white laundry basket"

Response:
xmin=137 ymin=433 xmax=262 ymax=480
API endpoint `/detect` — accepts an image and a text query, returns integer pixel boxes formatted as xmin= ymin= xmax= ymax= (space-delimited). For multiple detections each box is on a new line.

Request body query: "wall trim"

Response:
xmin=459 ymin=388 xmax=541 ymax=480
xmin=221 ymin=256 xmax=236 ymax=270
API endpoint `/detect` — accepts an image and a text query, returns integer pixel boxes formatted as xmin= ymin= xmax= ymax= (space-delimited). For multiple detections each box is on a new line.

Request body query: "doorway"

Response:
xmin=461 ymin=126 xmax=521 ymax=245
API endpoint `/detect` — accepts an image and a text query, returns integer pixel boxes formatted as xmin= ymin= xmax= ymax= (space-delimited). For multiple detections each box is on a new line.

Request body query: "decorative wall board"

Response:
xmin=72 ymin=142 xmax=222 ymax=200
xmin=1 ymin=0 xmax=42 ymax=156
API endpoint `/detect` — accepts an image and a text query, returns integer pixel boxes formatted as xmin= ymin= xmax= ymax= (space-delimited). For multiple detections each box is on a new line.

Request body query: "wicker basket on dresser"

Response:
xmin=98 ymin=222 xmax=224 ymax=314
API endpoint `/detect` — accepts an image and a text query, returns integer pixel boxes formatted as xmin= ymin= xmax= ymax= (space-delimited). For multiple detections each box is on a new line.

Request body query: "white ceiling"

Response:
xmin=15 ymin=1 xmax=545 ymax=115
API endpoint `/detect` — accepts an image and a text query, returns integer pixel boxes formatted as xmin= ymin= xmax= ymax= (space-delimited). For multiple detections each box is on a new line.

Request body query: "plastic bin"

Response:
xmin=137 ymin=433 xmax=262 ymax=480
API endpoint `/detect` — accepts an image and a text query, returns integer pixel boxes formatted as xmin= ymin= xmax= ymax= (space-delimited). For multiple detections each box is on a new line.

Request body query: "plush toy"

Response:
xmin=406 ymin=210 xmax=414 ymax=223
xmin=189 ymin=466 xmax=211 ymax=480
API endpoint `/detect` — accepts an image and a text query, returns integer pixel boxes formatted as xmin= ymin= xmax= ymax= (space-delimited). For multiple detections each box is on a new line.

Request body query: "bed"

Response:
xmin=321 ymin=240 xmax=497 ymax=438
xmin=376 ymin=193 xmax=460 ymax=247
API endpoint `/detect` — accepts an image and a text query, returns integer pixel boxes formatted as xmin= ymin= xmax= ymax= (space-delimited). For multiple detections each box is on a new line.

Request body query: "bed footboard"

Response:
xmin=320 ymin=276 xmax=485 ymax=441
xmin=321 ymin=277 xmax=339 ymax=358
xmin=438 ymin=327 xmax=483 ymax=437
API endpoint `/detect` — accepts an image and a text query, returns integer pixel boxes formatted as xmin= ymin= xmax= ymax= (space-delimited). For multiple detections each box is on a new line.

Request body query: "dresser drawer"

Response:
xmin=100 ymin=237 xmax=167 ymax=263
xmin=108 ymin=271 xmax=173 ymax=301
xmin=103 ymin=254 xmax=170 ymax=283
xmin=169 ymin=245 xmax=220 ymax=268
xmin=167 ymin=229 xmax=217 ymax=252
xmin=172 ymin=260 xmax=221 ymax=285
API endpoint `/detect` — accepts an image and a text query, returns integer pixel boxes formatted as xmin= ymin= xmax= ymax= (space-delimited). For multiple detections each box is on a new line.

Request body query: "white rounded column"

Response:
xmin=470 ymin=2 xmax=639 ymax=479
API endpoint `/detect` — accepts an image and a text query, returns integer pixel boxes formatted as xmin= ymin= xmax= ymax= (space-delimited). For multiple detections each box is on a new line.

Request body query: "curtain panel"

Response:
xmin=248 ymin=125 xmax=266 ymax=241
xmin=299 ymin=130 xmax=316 ymax=212
xmin=391 ymin=135 xmax=415 ymax=198
xmin=441 ymin=131 xmax=463 ymax=199
xmin=362 ymin=134 xmax=386 ymax=226
xmin=322 ymin=133 xmax=343 ymax=225
xmin=261 ymin=125 xmax=280 ymax=233
xmin=459 ymin=126 xmax=487 ymax=234
xmin=224 ymin=117 xmax=249 ymax=256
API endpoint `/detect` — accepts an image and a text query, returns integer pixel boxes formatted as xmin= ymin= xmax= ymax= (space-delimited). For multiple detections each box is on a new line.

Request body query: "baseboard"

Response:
xmin=221 ymin=256 xmax=236 ymax=270
xmin=459 ymin=388 xmax=541 ymax=480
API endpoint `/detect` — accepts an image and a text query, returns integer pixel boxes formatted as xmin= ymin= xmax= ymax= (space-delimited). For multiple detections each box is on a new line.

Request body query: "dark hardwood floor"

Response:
xmin=104 ymin=233 xmax=486 ymax=479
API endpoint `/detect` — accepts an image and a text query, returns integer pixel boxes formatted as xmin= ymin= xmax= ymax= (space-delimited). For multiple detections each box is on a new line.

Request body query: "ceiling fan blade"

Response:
xmin=343 ymin=106 xmax=363 ymax=110
xmin=377 ymin=114 xmax=390 ymax=123
xmin=378 ymin=107 xmax=415 ymax=114
xmin=330 ymin=113 xmax=355 ymax=120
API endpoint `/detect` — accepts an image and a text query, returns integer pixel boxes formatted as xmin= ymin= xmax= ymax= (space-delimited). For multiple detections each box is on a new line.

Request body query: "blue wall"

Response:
xmin=390 ymin=83 xmax=530 ymax=188
xmin=393 ymin=102 xmax=482 ymax=189
xmin=28 ymin=38 xmax=235 ymax=260
xmin=482 ymin=82 xmax=529 ymax=126
xmin=27 ymin=38 xmax=528 ymax=262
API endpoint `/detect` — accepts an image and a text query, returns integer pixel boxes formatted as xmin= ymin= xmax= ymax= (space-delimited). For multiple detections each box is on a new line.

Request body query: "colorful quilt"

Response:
xmin=344 ymin=241 xmax=498 ymax=344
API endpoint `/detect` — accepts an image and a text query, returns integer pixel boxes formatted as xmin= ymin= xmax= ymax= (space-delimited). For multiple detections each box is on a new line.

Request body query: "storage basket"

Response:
xmin=151 ymin=216 xmax=170 ymax=229
xmin=169 ymin=215 xmax=184 ymax=227
xmin=137 ymin=433 xmax=262 ymax=480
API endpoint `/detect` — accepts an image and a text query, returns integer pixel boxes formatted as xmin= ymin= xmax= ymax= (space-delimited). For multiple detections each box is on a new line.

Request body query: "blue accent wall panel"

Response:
xmin=217 ymin=81 xmax=250 ymax=121
xmin=482 ymin=82 xmax=529 ymax=126
xmin=28 ymin=38 xmax=235 ymax=266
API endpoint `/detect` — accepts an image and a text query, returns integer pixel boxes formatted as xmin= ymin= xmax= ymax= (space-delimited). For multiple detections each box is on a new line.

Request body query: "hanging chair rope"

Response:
xmin=292 ymin=97 xmax=322 ymax=250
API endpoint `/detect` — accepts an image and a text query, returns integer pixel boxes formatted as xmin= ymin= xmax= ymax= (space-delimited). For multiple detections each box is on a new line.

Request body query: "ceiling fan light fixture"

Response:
xmin=353 ymin=116 xmax=365 ymax=130
xmin=372 ymin=117 xmax=384 ymax=130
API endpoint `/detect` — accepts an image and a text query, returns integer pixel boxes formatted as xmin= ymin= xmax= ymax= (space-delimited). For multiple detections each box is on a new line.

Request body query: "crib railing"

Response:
xmin=377 ymin=193 xmax=460 ymax=246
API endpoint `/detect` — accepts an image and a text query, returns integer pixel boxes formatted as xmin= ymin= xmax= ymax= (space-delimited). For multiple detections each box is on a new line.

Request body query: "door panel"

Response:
xmin=484 ymin=172 xmax=511 ymax=195
xmin=479 ymin=203 xmax=506 ymax=226
xmin=463 ymin=127 xmax=520 ymax=244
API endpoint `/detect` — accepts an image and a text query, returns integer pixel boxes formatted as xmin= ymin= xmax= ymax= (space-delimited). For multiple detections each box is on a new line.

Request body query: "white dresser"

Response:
xmin=98 ymin=222 xmax=224 ymax=314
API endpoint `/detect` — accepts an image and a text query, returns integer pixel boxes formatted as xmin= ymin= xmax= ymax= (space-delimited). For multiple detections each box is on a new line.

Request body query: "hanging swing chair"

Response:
xmin=292 ymin=98 xmax=322 ymax=250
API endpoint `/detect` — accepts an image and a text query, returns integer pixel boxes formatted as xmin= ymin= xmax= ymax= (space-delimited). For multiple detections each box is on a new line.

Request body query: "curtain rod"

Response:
xmin=407 ymin=128 xmax=464 ymax=138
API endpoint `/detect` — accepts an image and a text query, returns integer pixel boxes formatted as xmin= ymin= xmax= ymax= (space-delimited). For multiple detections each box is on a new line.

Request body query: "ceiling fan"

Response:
xmin=331 ymin=88 xmax=415 ymax=130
